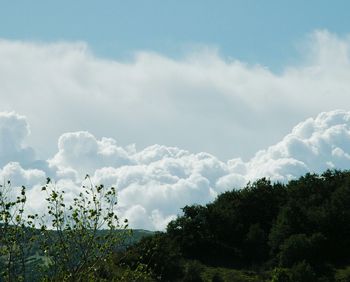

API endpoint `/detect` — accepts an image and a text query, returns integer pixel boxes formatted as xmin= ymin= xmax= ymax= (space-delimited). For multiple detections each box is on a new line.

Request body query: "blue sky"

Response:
xmin=1 ymin=0 xmax=349 ymax=71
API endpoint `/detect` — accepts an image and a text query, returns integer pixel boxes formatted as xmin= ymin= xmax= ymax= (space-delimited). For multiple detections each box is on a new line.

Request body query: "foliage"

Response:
xmin=37 ymin=176 xmax=129 ymax=280
xmin=183 ymin=260 xmax=204 ymax=282
xmin=277 ymin=233 xmax=326 ymax=267
xmin=0 ymin=182 xmax=39 ymax=281
xmin=270 ymin=267 xmax=290 ymax=282
xmin=125 ymin=169 xmax=350 ymax=281
xmin=121 ymin=232 xmax=183 ymax=281
xmin=289 ymin=261 xmax=316 ymax=282
xmin=0 ymin=176 xmax=149 ymax=281
xmin=335 ymin=265 xmax=350 ymax=282
xmin=3 ymin=169 xmax=350 ymax=281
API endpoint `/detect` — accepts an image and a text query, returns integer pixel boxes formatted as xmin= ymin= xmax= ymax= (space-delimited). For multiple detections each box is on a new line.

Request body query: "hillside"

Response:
xmin=120 ymin=170 xmax=350 ymax=281
xmin=2 ymin=169 xmax=350 ymax=281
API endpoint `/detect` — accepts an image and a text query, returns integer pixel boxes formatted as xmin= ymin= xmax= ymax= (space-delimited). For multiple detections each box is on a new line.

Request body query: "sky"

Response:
xmin=1 ymin=0 xmax=350 ymax=71
xmin=1 ymin=1 xmax=350 ymax=229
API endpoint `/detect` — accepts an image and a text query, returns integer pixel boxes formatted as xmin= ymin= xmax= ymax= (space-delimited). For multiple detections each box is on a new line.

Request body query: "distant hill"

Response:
xmin=0 ymin=227 xmax=154 ymax=281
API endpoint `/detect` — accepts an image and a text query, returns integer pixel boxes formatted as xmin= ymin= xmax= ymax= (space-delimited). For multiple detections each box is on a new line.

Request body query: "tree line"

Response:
xmin=122 ymin=170 xmax=350 ymax=281
xmin=2 ymin=170 xmax=350 ymax=281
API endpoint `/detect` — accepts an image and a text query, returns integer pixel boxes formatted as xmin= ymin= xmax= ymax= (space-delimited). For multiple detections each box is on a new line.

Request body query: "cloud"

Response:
xmin=2 ymin=30 xmax=350 ymax=160
xmin=50 ymin=131 xmax=132 ymax=176
xmin=244 ymin=110 xmax=350 ymax=181
xmin=38 ymin=110 xmax=350 ymax=229
xmin=0 ymin=162 xmax=46 ymax=187
xmin=2 ymin=110 xmax=350 ymax=230
xmin=0 ymin=112 xmax=56 ymax=177
xmin=3 ymin=30 xmax=350 ymax=229
xmin=0 ymin=112 xmax=35 ymax=166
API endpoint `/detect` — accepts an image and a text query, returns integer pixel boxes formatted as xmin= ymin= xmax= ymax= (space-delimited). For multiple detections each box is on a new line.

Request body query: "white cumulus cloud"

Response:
xmin=4 ymin=110 xmax=350 ymax=230
xmin=2 ymin=30 xmax=350 ymax=160
xmin=0 ymin=112 xmax=35 ymax=166
xmin=2 ymin=30 xmax=350 ymax=229
xmin=50 ymin=131 xmax=132 ymax=176
xmin=41 ymin=110 xmax=350 ymax=229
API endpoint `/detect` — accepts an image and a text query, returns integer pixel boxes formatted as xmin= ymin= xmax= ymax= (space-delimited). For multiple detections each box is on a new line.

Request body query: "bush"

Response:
xmin=38 ymin=176 xmax=128 ymax=280
xmin=335 ymin=266 xmax=350 ymax=282
xmin=212 ymin=272 xmax=224 ymax=282
xmin=0 ymin=176 xmax=143 ymax=281
xmin=290 ymin=261 xmax=316 ymax=282
xmin=183 ymin=260 xmax=204 ymax=282
xmin=0 ymin=183 xmax=38 ymax=280
xmin=270 ymin=267 xmax=291 ymax=282
xmin=121 ymin=232 xmax=184 ymax=281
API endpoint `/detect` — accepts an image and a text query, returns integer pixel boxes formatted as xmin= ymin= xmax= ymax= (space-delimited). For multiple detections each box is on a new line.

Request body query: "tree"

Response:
xmin=122 ymin=233 xmax=183 ymax=281
xmin=0 ymin=182 xmax=38 ymax=281
xmin=38 ymin=176 xmax=129 ymax=281
xmin=289 ymin=261 xmax=316 ymax=282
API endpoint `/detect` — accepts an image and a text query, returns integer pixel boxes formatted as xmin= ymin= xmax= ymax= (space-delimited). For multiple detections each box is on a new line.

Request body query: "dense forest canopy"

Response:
xmin=124 ymin=170 xmax=350 ymax=281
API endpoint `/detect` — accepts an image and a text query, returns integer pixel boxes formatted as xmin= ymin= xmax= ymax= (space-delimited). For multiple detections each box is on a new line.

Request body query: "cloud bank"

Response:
xmin=2 ymin=30 xmax=350 ymax=229
xmin=1 ymin=30 xmax=350 ymax=160
xmin=3 ymin=110 xmax=350 ymax=230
